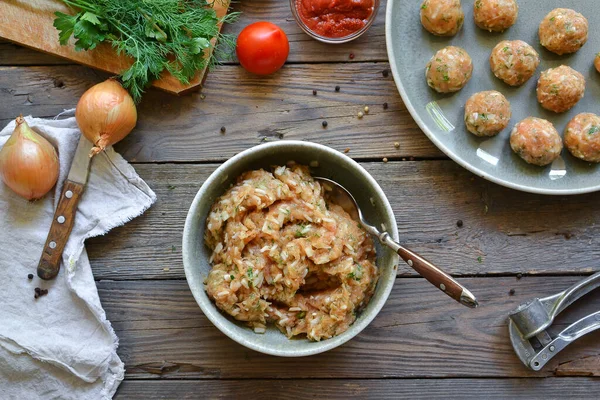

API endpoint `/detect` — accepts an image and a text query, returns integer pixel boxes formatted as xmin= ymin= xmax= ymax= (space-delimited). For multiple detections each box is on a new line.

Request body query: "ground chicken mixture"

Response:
xmin=204 ymin=164 xmax=378 ymax=341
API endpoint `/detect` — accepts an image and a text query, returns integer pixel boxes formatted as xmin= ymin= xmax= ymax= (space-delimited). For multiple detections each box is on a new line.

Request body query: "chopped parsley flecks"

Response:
xmin=348 ymin=263 xmax=364 ymax=281
xmin=564 ymin=22 xmax=573 ymax=32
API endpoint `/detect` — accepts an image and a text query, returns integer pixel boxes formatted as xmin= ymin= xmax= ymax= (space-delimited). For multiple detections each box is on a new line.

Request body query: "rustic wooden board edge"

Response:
xmin=0 ymin=0 xmax=392 ymax=65
xmin=0 ymin=0 xmax=231 ymax=94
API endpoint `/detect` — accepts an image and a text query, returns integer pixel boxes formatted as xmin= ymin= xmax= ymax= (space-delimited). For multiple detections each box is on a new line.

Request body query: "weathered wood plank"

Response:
xmin=0 ymin=64 xmax=430 ymax=162
xmin=114 ymin=378 xmax=600 ymax=399
xmin=100 ymin=277 xmax=600 ymax=379
xmin=86 ymin=161 xmax=600 ymax=280
xmin=0 ymin=41 xmax=71 ymax=65
xmin=0 ymin=0 xmax=388 ymax=66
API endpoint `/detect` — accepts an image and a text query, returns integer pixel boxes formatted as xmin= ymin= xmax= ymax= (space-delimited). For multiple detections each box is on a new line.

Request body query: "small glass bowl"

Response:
xmin=289 ymin=0 xmax=381 ymax=44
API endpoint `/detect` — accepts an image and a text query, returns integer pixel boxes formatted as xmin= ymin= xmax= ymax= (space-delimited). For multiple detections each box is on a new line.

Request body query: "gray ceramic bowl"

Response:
xmin=182 ymin=141 xmax=399 ymax=357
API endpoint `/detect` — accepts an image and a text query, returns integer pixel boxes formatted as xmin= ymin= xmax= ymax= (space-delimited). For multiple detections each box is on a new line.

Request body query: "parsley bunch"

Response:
xmin=54 ymin=0 xmax=238 ymax=102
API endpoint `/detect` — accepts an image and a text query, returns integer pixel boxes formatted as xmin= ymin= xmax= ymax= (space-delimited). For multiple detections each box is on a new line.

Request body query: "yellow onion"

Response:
xmin=0 ymin=116 xmax=59 ymax=200
xmin=76 ymin=78 xmax=137 ymax=157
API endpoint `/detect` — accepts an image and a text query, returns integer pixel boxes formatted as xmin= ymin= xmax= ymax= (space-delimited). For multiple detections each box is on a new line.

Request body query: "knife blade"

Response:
xmin=67 ymin=135 xmax=95 ymax=184
xmin=37 ymin=135 xmax=94 ymax=280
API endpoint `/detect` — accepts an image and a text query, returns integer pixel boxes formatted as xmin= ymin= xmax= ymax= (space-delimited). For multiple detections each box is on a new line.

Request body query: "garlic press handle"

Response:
xmin=551 ymin=272 xmax=600 ymax=318
xmin=528 ymin=310 xmax=600 ymax=371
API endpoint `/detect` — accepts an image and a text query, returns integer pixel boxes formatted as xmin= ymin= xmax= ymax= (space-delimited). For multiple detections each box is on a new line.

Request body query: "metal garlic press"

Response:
xmin=508 ymin=272 xmax=600 ymax=371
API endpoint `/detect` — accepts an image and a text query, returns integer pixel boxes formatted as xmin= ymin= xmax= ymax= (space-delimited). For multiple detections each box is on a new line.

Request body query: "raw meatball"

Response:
xmin=464 ymin=90 xmax=512 ymax=136
xmin=537 ymin=66 xmax=585 ymax=113
xmin=510 ymin=117 xmax=562 ymax=166
xmin=420 ymin=0 xmax=465 ymax=36
xmin=595 ymin=53 xmax=600 ymax=74
xmin=564 ymin=113 xmax=600 ymax=162
xmin=426 ymin=46 xmax=473 ymax=93
xmin=473 ymin=0 xmax=519 ymax=32
xmin=539 ymin=8 xmax=588 ymax=55
xmin=490 ymin=40 xmax=540 ymax=86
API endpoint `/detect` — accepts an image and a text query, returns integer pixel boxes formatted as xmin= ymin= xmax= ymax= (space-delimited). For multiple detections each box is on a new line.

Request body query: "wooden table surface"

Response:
xmin=2 ymin=1 xmax=600 ymax=398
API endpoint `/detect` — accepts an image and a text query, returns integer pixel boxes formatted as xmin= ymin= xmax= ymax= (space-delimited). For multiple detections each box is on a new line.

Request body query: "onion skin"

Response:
xmin=0 ymin=116 xmax=59 ymax=200
xmin=76 ymin=79 xmax=137 ymax=157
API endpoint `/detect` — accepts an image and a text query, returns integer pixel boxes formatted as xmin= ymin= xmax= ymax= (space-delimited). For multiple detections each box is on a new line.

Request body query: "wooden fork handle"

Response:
xmin=395 ymin=245 xmax=479 ymax=308
xmin=37 ymin=180 xmax=85 ymax=280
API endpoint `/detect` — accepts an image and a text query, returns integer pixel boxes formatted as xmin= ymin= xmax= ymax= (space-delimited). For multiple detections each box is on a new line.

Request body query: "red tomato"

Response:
xmin=236 ymin=22 xmax=290 ymax=75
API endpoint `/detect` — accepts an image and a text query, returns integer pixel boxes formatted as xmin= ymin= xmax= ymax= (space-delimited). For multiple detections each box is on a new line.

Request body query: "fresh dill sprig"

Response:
xmin=54 ymin=0 xmax=239 ymax=102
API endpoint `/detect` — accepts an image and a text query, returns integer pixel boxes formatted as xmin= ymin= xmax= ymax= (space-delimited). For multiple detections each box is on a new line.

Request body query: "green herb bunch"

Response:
xmin=54 ymin=0 xmax=238 ymax=102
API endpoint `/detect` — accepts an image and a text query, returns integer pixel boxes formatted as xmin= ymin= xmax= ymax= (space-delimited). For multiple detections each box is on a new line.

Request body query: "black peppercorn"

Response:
xmin=383 ymin=102 xmax=388 ymax=109
xmin=516 ymin=273 xmax=523 ymax=280
xmin=335 ymin=86 xmax=340 ymax=92
xmin=322 ymin=121 xmax=328 ymax=128
xmin=382 ymin=69 xmax=389 ymax=78
xmin=457 ymin=220 xmax=463 ymax=228
xmin=313 ymin=90 xmax=317 ymax=96
xmin=509 ymin=289 xmax=516 ymax=296
xmin=28 ymin=274 xmax=33 ymax=280
xmin=220 ymin=126 xmax=226 ymax=134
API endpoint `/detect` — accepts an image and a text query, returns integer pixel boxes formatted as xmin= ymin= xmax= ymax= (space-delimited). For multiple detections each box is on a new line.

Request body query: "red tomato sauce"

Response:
xmin=296 ymin=0 xmax=375 ymax=38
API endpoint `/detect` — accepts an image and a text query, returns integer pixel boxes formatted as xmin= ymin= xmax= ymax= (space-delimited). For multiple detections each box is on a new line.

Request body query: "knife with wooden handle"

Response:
xmin=38 ymin=135 xmax=94 ymax=280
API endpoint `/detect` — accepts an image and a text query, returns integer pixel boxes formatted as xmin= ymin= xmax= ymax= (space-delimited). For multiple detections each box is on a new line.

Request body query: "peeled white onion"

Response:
xmin=0 ymin=116 xmax=59 ymax=200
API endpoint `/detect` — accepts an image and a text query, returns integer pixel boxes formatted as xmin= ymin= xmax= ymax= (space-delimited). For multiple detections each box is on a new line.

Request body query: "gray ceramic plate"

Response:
xmin=182 ymin=141 xmax=399 ymax=357
xmin=386 ymin=0 xmax=600 ymax=195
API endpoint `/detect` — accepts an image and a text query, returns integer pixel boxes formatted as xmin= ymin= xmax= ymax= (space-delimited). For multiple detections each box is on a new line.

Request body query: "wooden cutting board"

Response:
xmin=0 ymin=0 xmax=231 ymax=95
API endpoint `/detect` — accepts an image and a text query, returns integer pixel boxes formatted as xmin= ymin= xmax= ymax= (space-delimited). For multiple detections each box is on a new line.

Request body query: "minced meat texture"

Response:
xmin=204 ymin=164 xmax=378 ymax=341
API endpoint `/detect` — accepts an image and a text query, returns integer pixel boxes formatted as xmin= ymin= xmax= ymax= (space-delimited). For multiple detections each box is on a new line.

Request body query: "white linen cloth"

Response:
xmin=0 ymin=113 xmax=156 ymax=399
